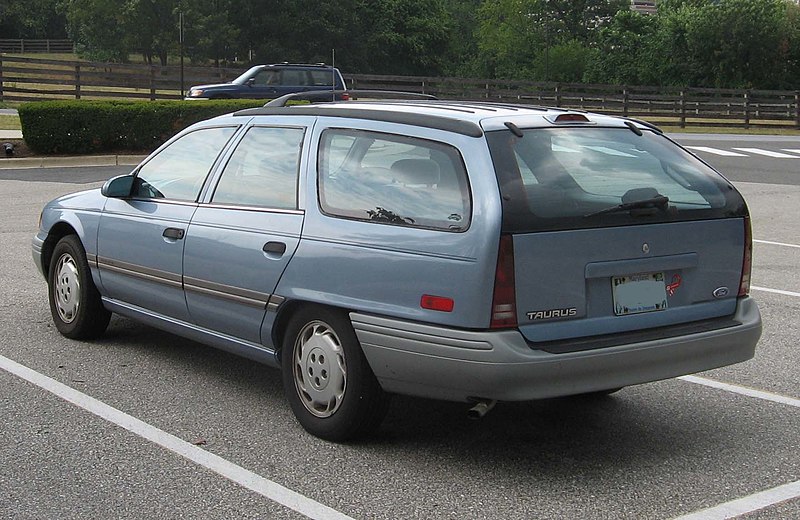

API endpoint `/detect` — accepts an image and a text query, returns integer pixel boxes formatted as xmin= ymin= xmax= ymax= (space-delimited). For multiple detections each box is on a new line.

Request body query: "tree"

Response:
xmin=583 ymin=10 xmax=659 ymax=85
xmin=0 ymin=0 xmax=67 ymax=39
xmin=63 ymin=0 xmax=131 ymax=62
xmin=475 ymin=0 xmax=626 ymax=80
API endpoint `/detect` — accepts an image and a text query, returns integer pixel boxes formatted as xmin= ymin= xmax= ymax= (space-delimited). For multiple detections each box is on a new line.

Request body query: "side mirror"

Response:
xmin=101 ymin=175 xmax=135 ymax=198
xmin=246 ymin=77 xmax=256 ymax=87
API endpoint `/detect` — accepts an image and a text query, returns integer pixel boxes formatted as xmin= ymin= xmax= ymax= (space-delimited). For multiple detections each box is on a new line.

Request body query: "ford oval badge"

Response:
xmin=713 ymin=287 xmax=730 ymax=298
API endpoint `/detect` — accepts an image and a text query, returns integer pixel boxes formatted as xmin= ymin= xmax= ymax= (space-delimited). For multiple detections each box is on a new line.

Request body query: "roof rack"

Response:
xmin=264 ymin=89 xmax=439 ymax=107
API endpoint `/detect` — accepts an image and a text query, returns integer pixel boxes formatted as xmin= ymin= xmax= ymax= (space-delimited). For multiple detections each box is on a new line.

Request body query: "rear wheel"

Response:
xmin=47 ymin=235 xmax=111 ymax=339
xmin=281 ymin=305 xmax=390 ymax=441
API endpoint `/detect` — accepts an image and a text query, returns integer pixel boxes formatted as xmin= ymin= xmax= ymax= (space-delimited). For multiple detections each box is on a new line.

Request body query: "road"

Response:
xmin=1 ymin=135 xmax=798 ymax=519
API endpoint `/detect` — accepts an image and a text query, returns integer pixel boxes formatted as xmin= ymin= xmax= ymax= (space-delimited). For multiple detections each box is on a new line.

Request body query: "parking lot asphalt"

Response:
xmin=1 ymin=140 xmax=798 ymax=519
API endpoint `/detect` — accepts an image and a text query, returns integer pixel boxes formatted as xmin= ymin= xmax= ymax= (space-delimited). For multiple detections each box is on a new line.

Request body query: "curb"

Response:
xmin=0 ymin=154 xmax=147 ymax=169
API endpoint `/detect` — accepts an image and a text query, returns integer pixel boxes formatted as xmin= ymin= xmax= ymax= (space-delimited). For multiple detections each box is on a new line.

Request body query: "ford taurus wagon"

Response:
xmin=33 ymin=98 xmax=762 ymax=441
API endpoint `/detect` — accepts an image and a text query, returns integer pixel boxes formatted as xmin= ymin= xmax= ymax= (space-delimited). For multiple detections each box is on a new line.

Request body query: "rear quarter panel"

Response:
xmin=276 ymin=118 xmax=503 ymax=328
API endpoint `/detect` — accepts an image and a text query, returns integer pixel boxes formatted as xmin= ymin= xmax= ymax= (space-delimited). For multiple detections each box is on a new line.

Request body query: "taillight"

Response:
xmin=341 ymin=92 xmax=350 ymax=101
xmin=738 ymin=216 xmax=753 ymax=297
xmin=490 ymin=235 xmax=517 ymax=328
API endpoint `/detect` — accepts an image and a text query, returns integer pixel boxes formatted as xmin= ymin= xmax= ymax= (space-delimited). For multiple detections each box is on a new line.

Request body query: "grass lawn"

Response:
xmin=0 ymin=115 xmax=21 ymax=130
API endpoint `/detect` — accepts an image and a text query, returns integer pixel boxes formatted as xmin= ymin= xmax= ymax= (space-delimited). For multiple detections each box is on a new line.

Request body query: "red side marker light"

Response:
xmin=421 ymin=294 xmax=454 ymax=312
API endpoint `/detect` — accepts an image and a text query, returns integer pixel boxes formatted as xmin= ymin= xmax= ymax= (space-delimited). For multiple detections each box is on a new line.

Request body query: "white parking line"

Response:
xmin=732 ymin=148 xmax=800 ymax=158
xmin=751 ymin=286 xmax=800 ymax=298
xmin=674 ymin=377 xmax=800 ymax=518
xmin=671 ymin=480 xmax=800 ymax=520
xmin=685 ymin=146 xmax=748 ymax=157
xmin=754 ymin=239 xmax=800 ymax=249
xmin=0 ymin=354 xmax=354 ymax=520
xmin=679 ymin=375 xmax=800 ymax=409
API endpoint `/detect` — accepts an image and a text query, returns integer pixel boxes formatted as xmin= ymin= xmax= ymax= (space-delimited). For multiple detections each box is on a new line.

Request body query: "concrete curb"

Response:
xmin=0 ymin=155 xmax=147 ymax=169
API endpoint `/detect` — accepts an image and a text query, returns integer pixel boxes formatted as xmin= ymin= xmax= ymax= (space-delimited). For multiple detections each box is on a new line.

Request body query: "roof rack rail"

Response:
xmin=264 ymin=89 xmax=438 ymax=107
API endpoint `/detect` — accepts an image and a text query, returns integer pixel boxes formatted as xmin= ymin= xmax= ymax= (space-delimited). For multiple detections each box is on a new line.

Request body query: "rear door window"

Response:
xmin=486 ymin=128 xmax=745 ymax=232
xmin=211 ymin=126 xmax=304 ymax=210
xmin=318 ymin=129 xmax=471 ymax=231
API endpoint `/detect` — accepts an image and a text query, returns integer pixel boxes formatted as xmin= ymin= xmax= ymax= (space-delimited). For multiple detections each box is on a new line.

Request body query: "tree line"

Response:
xmin=2 ymin=0 xmax=799 ymax=89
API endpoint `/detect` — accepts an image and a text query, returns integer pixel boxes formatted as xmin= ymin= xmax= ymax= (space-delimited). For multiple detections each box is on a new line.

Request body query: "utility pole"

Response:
xmin=179 ymin=10 xmax=185 ymax=98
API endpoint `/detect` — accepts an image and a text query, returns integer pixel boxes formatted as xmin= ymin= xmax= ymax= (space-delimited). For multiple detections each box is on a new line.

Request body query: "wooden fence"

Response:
xmin=0 ymin=39 xmax=74 ymax=53
xmin=2 ymin=55 xmax=800 ymax=129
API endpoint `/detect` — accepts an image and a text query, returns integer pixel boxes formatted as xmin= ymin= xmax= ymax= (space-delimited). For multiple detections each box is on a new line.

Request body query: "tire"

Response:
xmin=47 ymin=235 xmax=111 ymax=339
xmin=281 ymin=305 xmax=390 ymax=442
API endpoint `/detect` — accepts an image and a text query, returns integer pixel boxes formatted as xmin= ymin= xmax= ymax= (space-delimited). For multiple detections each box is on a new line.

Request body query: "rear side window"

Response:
xmin=318 ymin=129 xmax=471 ymax=231
xmin=487 ymin=128 xmax=746 ymax=232
xmin=212 ymin=126 xmax=304 ymax=210
xmin=309 ymin=70 xmax=336 ymax=87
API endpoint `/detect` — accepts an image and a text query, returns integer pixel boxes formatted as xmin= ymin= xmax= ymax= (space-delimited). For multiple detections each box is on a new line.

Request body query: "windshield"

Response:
xmin=232 ymin=66 xmax=264 ymax=85
xmin=486 ymin=127 xmax=746 ymax=233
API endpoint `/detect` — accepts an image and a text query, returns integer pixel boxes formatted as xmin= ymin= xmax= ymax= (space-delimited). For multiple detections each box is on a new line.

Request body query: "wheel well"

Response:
xmin=41 ymin=223 xmax=78 ymax=276
xmin=270 ymin=300 xmax=353 ymax=362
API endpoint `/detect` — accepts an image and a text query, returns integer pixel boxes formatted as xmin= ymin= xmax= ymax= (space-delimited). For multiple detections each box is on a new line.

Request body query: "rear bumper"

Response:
xmin=352 ymin=296 xmax=762 ymax=402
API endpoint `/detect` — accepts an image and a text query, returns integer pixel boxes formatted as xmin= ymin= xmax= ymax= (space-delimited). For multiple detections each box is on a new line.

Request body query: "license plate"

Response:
xmin=612 ymin=272 xmax=668 ymax=316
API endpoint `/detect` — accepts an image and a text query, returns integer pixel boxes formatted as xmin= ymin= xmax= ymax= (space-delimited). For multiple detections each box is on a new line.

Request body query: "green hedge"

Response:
xmin=18 ymin=100 xmax=265 ymax=155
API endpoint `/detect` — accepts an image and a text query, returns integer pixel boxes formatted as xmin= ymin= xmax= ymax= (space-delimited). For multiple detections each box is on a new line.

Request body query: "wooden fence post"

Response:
xmin=795 ymin=91 xmax=800 ymax=129
xmin=623 ymin=87 xmax=629 ymax=117
xmin=149 ymin=66 xmax=156 ymax=101
xmin=743 ymin=90 xmax=750 ymax=129
xmin=75 ymin=64 xmax=81 ymax=99
xmin=679 ymin=90 xmax=686 ymax=128
xmin=555 ymin=84 xmax=561 ymax=107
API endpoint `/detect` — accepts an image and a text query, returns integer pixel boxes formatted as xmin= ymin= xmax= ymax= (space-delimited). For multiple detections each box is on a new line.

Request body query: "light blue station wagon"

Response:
xmin=33 ymin=99 xmax=762 ymax=441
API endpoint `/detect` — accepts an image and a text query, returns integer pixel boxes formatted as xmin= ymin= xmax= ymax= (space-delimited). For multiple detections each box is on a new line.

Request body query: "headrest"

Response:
xmin=390 ymin=158 xmax=440 ymax=185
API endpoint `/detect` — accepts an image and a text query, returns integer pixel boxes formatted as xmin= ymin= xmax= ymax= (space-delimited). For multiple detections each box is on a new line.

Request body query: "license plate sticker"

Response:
xmin=612 ymin=272 xmax=668 ymax=316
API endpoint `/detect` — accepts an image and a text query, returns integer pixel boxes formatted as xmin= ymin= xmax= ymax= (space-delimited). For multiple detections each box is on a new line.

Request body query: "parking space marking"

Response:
xmin=685 ymin=146 xmax=748 ymax=157
xmin=673 ymin=378 xmax=800 ymax=518
xmin=732 ymin=148 xmax=800 ymax=158
xmin=672 ymin=480 xmax=800 ymax=520
xmin=754 ymin=239 xmax=800 ymax=249
xmin=751 ymin=286 xmax=800 ymax=298
xmin=0 ymin=354 xmax=354 ymax=520
xmin=679 ymin=375 xmax=800 ymax=409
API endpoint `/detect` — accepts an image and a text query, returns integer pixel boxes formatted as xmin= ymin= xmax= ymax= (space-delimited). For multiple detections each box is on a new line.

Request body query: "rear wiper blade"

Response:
xmin=584 ymin=195 xmax=669 ymax=217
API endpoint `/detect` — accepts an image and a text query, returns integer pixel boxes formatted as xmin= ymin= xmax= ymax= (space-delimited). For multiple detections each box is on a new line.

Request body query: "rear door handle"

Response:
xmin=163 ymin=228 xmax=185 ymax=240
xmin=263 ymin=241 xmax=286 ymax=255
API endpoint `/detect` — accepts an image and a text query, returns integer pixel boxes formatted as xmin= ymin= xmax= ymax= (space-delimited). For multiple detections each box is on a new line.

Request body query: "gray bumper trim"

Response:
xmin=351 ymin=296 xmax=762 ymax=402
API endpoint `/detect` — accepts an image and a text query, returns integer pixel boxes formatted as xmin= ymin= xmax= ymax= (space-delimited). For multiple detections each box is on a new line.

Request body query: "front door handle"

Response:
xmin=163 ymin=228 xmax=185 ymax=240
xmin=263 ymin=241 xmax=287 ymax=255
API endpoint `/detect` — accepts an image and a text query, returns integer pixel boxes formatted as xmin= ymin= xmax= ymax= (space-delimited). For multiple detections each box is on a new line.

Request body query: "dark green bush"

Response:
xmin=18 ymin=100 xmax=265 ymax=155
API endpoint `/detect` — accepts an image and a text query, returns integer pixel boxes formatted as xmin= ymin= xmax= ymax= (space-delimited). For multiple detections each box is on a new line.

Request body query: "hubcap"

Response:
xmin=293 ymin=321 xmax=346 ymax=418
xmin=54 ymin=253 xmax=81 ymax=324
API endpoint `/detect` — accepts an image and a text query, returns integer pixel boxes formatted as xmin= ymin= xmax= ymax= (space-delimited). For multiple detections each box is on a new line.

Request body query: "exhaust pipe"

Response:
xmin=467 ymin=399 xmax=497 ymax=420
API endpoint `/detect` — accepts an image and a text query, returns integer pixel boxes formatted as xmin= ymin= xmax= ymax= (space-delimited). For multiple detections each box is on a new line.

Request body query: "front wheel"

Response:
xmin=281 ymin=305 xmax=390 ymax=442
xmin=47 ymin=235 xmax=111 ymax=339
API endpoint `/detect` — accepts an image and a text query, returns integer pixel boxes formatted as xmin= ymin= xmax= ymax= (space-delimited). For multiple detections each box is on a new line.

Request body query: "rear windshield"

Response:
xmin=486 ymin=127 xmax=746 ymax=233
